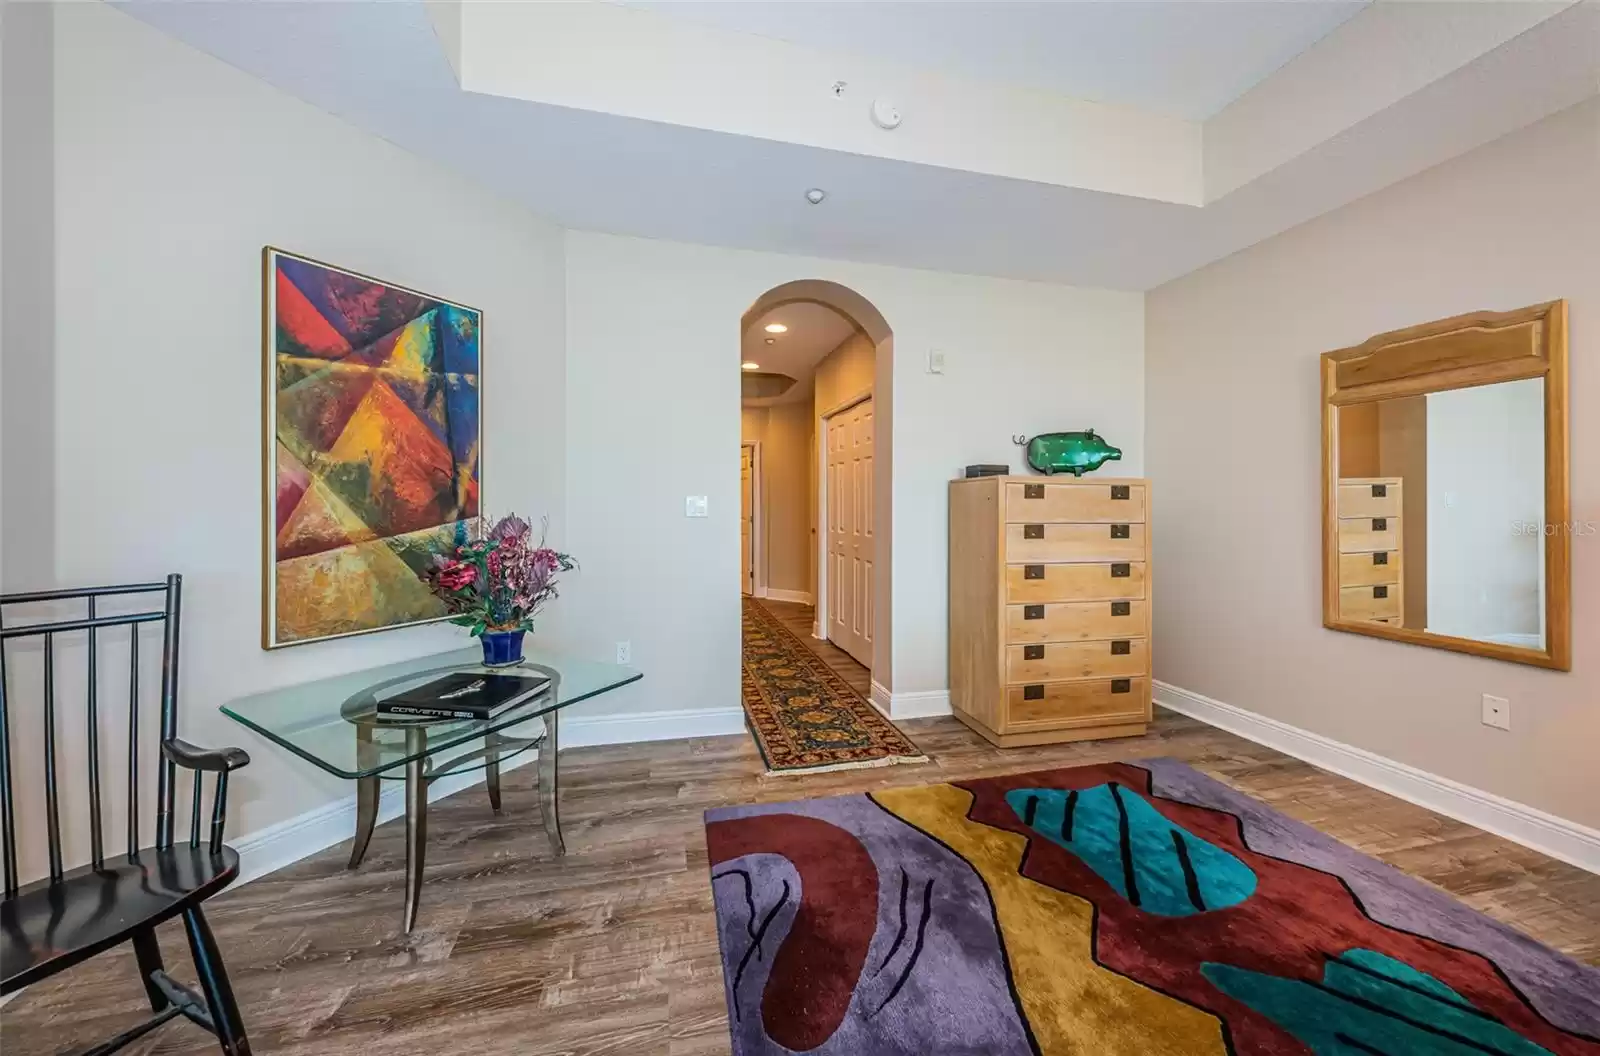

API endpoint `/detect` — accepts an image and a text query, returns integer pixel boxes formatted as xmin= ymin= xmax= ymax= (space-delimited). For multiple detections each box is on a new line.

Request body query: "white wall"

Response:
xmin=1 ymin=0 xmax=56 ymax=590
xmin=1147 ymin=98 xmax=1599 ymax=827
xmin=8 ymin=2 xmax=566 ymax=879
xmin=1425 ymin=380 xmax=1544 ymax=643
xmin=564 ymin=231 xmax=1144 ymax=720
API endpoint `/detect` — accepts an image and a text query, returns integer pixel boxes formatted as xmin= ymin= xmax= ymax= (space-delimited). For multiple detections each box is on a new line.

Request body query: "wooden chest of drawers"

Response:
xmin=948 ymin=476 xmax=1152 ymax=747
xmin=1336 ymin=477 xmax=1404 ymax=627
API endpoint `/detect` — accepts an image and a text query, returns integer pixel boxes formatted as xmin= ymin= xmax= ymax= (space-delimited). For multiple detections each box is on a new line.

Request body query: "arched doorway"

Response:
xmin=740 ymin=281 xmax=893 ymax=696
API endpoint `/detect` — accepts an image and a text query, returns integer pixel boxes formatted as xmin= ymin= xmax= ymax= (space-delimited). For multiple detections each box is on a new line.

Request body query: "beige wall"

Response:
xmin=740 ymin=402 xmax=812 ymax=597
xmin=762 ymin=401 xmax=813 ymax=596
xmin=7 ymin=3 xmax=566 ymax=882
xmin=1147 ymin=98 xmax=1599 ymax=827
xmin=814 ymin=329 xmax=874 ymax=414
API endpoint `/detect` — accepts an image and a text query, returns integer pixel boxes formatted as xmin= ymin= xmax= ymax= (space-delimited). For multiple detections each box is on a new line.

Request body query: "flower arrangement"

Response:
xmin=420 ymin=514 xmax=576 ymax=636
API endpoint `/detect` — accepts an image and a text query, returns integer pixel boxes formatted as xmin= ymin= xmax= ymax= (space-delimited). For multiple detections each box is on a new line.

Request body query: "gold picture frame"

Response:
xmin=262 ymin=247 xmax=484 ymax=649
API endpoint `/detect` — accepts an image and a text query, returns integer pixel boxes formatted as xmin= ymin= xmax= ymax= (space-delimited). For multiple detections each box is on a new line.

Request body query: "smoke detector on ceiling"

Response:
xmin=805 ymin=188 xmax=827 ymax=205
xmin=870 ymin=98 xmax=902 ymax=130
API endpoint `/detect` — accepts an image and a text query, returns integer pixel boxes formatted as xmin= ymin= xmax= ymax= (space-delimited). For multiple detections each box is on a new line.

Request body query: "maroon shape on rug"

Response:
xmin=707 ymin=813 xmax=879 ymax=1051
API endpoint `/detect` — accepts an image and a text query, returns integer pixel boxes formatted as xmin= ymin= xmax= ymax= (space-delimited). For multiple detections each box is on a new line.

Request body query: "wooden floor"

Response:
xmin=7 ymin=608 xmax=1599 ymax=1055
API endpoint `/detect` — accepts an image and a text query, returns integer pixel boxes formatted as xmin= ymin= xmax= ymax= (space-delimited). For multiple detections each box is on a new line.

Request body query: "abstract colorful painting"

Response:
xmin=263 ymin=248 xmax=481 ymax=647
xmin=705 ymin=759 xmax=1600 ymax=1054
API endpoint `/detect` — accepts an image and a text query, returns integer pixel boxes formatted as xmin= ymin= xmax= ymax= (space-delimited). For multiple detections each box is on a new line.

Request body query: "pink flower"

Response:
xmin=434 ymin=560 xmax=477 ymax=592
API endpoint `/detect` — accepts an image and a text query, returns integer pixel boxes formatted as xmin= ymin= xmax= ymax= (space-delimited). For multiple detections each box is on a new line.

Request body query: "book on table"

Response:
xmin=375 ymin=671 xmax=551 ymax=721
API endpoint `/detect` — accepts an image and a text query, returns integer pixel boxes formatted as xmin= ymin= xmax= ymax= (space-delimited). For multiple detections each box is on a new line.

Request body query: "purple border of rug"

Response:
xmin=1141 ymin=756 xmax=1600 ymax=1036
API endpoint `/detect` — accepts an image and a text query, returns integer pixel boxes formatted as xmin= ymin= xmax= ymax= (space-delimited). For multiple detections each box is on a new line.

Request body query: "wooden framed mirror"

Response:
xmin=1321 ymin=300 xmax=1570 ymax=670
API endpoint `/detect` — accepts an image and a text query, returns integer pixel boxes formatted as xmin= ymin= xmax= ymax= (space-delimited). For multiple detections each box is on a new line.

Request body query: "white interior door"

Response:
xmin=740 ymin=444 xmax=755 ymax=595
xmin=826 ymin=397 xmax=873 ymax=668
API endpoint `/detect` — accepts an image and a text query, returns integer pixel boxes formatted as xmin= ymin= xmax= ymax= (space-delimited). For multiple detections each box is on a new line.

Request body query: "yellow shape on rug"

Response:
xmin=872 ymin=783 xmax=1227 ymax=1056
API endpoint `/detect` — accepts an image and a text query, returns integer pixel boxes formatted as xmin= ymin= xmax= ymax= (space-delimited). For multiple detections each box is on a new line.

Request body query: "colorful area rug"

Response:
xmin=740 ymin=597 xmax=925 ymax=774
xmin=705 ymin=758 xmax=1600 ymax=1054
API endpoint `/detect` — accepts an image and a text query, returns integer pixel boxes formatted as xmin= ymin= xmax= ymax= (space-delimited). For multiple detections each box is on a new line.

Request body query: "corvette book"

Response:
xmin=375 ymin=672 xmax=550 ymax=721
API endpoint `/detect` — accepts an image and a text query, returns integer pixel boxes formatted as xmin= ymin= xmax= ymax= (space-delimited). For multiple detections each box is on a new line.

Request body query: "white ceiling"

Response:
xmin=620 ymin=1 xmax=1368 ymax=121
xmin=116 ymin=0 xmax=1596 ymax=291
xmin=742 ymin=301 xmax=859 ymax=406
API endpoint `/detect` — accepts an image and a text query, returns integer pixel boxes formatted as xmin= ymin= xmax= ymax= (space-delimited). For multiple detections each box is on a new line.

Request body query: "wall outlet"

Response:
xmin=685 ymin=495 xmax=708 ymax=518
xmin=1481 ymin=693 xmax=1511 ymax=731
xmin=616 ymin=641 xmax=631 ymax=665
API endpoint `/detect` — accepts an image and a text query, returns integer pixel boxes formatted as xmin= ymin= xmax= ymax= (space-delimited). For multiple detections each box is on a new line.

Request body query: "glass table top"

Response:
xmin=221 ymin=646 xmax=642 ymax=779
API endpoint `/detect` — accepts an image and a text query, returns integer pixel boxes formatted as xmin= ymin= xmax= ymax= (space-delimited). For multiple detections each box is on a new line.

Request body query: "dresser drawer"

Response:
xmin=1004 ymin=522 xmax=1145 ymax=564
xmin=1004 ymin=561 xmax=1146 ymax=604
xmin=1005 ymin=482 xmax=1146 ymax=524
xmin=1338 ymin=516 xmax=1399 ymax=553
xmin=1006 ymin=599 xmax=1147 ymax=643
xmin=1340 ymin=584 xmax=1400 ymax=621
xmin=1338 ymin=482 xmax=1402 ymax=519
xmin=1339 ymin=550 xmax=1400 ymax=587
xmin=1006 ymin=678 xmax=1149 ymax=729
xmin=1006 ymin=640 xmax=1147 ymax=683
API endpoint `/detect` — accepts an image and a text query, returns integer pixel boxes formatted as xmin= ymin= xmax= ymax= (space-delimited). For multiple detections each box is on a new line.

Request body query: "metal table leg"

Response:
xmin=403 ymin=726 xmax=429 ymax=932
xmin=539 ymin=709 xmax=564 ymax=856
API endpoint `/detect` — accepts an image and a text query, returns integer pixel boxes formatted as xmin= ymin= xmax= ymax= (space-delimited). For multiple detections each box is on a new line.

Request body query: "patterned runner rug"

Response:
xmin=741 ymin=597 xmax=926 ymax=774
xmin=705 ymin=758 xmax=1600 ymax=1054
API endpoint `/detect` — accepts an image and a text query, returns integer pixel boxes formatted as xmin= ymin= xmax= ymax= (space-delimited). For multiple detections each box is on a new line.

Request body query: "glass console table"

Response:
xmin=221 ymin=645 xmax=641 ymax=931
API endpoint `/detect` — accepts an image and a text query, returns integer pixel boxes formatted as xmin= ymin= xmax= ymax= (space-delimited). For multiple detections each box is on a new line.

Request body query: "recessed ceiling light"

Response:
xmin=741 ymin=361 xmax=760 ymax=371
xmin=764 ymin=323 xmax=788 ymax=334
xmin=764 ymin=337 xmax=776 ymax=345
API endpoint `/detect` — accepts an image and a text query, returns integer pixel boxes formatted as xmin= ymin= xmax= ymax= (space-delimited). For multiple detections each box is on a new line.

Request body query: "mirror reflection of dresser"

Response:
xmin=1336 ymin=477 xmax=1404 ymax=627
xmin=1320 ymin=301 xmax=1569 ymax=670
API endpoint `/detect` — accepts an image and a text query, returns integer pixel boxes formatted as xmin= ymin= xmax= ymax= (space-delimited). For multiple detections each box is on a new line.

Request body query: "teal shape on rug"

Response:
xmin=1203 ymin=949 xmax=1554 ymax=1055
xmin=1004 ymin=784 xmax=1256 ymax=915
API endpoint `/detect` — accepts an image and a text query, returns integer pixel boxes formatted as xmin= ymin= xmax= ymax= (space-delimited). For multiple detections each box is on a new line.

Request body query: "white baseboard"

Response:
xmin=1154 ymin=680 xmax=1600 ymax=875
xmin=764 ymin=588 xmax=814 ymax=605
xmin=869 ymin=680 xmax=952 ymax=721
xmin=231 ymin=705 xmax=745 ymax=885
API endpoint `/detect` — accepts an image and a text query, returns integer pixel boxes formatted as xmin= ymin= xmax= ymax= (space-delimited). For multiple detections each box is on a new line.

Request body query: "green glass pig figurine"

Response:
xmin=1012 ymin=429 xmax=1122 ymax=477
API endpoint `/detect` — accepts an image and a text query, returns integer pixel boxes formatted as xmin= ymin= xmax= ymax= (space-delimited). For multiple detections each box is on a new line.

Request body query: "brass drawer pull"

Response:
xmin=1111 ymin=640 xmax=1131 ymax=655
xmin=1110 ymin=524 xmax=1130 ymax=539
xmin=1023 ymin=604 xmax=1044 ymax=620
xmin=1111 ymin=601 xmax=1131 ymax=617
xmin=1373 ymin=586 xmax=1389 ymax=599
xmin=1373 ymin=552 xmax=1389 ymax=566
xmin=1110 ymin=563 xmax=1130 ymax=578
xmin=1023 ymin=684 xmax=1044 ymax=700
xmin=1111 ymin=679 xmax=1131 ymax=694
xmin=1372 ymin=483 xmax=1388 ymax=498
xmin=1372 ymin=517 xmax=1388 ymax=531
xmin=1024 ymin=483 xmax=1044 ymax=499
xmin=1024 ymin=645 xmax=1045 ymax=660
xmin=1023 ymin=524 xmax=1044 ymax=539
xmin=1024 ymin=564 xmax=1045 ymax=580
xmin=1111 ymin=485 xmax=1130 ymax=500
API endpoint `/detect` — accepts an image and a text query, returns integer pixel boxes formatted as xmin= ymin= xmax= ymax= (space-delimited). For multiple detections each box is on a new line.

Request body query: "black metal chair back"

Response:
xmin=0 ymin=575 xmax=191 ymax=895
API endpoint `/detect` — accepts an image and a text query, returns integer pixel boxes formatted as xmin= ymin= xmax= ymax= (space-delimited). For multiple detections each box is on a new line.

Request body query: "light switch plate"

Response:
xmin=685 ymin=495 xmax=708 ymax=518
xmin=1481 ymin=693 xmax=1510 ymax=731
xmin=927 ymin=348 xmax=946 ymax=374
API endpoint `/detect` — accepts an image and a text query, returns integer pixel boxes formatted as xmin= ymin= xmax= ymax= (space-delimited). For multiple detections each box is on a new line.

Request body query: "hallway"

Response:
xmin=750 ymin=598 xmax=872 ymax=700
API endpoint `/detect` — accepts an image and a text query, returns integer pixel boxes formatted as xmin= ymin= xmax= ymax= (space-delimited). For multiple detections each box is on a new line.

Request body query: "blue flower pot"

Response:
xmin=479 ymin=629 xmax=526 ymax=668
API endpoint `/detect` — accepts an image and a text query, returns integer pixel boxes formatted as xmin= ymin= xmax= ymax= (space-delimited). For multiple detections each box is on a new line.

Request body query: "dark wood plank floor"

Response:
xmin=7 ymin=605 xmax=1598 ymax=1055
